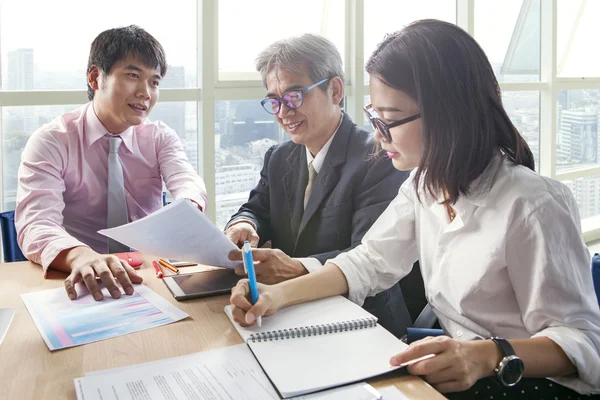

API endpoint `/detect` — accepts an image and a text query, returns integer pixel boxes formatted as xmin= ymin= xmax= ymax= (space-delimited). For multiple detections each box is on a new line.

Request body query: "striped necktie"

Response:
xmin=303 ymin=161 xmax=317 ymax=209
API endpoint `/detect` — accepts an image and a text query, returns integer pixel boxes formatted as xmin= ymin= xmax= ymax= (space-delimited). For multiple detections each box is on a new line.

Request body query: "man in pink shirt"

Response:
xmin=15 ymin=26 xmax=207 ymax=301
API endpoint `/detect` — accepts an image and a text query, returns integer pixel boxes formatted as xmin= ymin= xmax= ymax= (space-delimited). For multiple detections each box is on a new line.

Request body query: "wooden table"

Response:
xmin=0 ymin=260 xmax=445 ymax=400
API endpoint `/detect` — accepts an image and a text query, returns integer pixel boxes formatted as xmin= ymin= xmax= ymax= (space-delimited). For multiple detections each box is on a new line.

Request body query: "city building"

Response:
xmin=6 ymin=48 xmax=33 ymax=91
xmin=565 ymin=177 xmax=600 ymax=219
xmin=558 ymin=109 xmax=599 ymax=168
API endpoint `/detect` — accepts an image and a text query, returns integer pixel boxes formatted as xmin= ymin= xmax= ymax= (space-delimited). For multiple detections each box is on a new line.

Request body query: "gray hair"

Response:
xmin=255 ymin=33 xmax=344 ymax=90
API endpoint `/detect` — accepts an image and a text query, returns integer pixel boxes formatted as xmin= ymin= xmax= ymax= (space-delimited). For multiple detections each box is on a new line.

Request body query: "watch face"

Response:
xmin=501 ymin=356 xmax=525 ymax=386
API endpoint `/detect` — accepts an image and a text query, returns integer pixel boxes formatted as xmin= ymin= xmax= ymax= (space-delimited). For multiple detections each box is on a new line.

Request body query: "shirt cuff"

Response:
xmin=226 ymin=218 xmax=257 ymax=232
xmin=326 ymin=250 xmax=372 ymax=307
xmin=40 ymin=238 xmax=90 ymax=277
xmin=533 ymin=327 xmax=600 ymax=394
xmin=295 ymin=257 xmax=323 ymax=273
xmin=186 ymin=198 xmax=203 ymax=212
xmin=176 ymin=190 xmax=207 ymax=213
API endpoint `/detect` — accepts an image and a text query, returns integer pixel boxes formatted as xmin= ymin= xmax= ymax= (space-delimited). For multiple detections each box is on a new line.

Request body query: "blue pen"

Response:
xmin=242 ymin=241 xmax=262 ymax=327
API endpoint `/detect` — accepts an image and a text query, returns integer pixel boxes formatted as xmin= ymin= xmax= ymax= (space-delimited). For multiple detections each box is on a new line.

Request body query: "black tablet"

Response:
xmin=163 ymin=269 xmax=242 ymax=300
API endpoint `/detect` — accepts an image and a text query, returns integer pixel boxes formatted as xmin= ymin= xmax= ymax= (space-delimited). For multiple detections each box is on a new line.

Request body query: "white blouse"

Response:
xmin=331 ymin=155 xmax=600 ymax=394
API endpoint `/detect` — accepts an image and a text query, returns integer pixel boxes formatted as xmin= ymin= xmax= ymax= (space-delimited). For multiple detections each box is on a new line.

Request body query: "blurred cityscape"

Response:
xmin=3 ymin=49 xmax=600 ymax=227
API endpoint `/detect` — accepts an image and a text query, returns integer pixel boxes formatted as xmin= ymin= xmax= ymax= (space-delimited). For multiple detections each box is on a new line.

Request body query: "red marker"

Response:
xmin=152 ymin=260 xmax=164 ymax=279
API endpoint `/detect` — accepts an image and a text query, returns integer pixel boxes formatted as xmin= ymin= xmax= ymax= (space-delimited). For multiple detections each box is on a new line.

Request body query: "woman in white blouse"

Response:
xmin=230 ymin=20 xmax=600 ymax=398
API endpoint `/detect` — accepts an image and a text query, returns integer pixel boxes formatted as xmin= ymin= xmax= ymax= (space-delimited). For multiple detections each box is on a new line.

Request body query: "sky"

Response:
xmin=0 ymin=0 xmax=598 ymax=83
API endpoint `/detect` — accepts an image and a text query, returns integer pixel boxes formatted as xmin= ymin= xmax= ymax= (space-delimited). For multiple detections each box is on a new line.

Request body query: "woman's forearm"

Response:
xmin=476 ymin=336 xmax=575 ymax=379
xmin=513 ymin=337 xmax=575 ymax=377
xmin=277 ymin=262 xmax=349 ymax=307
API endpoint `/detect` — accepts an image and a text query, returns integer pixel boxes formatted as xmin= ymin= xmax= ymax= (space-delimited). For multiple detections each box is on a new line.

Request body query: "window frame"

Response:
xmin=1 ymin=0 xmax=599 ymax=242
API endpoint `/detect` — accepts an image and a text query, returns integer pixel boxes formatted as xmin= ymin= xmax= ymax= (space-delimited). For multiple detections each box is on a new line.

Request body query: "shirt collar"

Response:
xmin=305 ymin=113 xmax=343 ymax=173
xmin=462 ymin=152 xmax=504 ymax=207
xmin=420 ymin=151 xmax=505 ymax=215
xmin=84 ymin=102 xmax=135 ymax=153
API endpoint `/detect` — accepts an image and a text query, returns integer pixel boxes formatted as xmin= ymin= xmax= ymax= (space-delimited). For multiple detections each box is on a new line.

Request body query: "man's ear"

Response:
xmin=87 ymin=66 xmax=100 ymax=91
xmin=329 ymin=76 xmax=344 ymax=106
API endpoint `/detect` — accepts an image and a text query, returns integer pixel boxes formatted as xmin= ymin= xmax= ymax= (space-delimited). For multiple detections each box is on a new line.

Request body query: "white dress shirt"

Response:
xmin=331 ymin=154 xmax=600 ymax=394
xmin=16 ymin=103 xmax=207 ymax=272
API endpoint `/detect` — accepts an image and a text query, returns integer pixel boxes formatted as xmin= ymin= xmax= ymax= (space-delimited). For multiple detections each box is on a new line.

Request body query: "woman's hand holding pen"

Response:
xmin=229 ymin=279 xmax=284 ymax=327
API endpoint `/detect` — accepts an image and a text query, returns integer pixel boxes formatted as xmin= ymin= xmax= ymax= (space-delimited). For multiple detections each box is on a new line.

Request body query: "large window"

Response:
xmin=3 ymin=105 xmax=81 ymax=210
xmin=363 ymin=0 xmax=456 ymax=84
xmin=475 ymin=0 xmax=540 ymax=83
xmin=1 ymin=1 xmax=599 ymax=243
xmin=557 ymin=0 xmax=600 ymax=77
xmin=151 ymin=102 xmax=199 ymax=171
xmin=0 ymin=0 xmax=197 ymax=90
xmin=217 ymin=0 xmax=345 ymax=81
xmin=215 ymin=99 xmax=285 ymax=229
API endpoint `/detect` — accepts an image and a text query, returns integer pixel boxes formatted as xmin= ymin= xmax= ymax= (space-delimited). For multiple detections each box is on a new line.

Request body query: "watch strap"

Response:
xmin=490 ymin=337 xmax=516 ymax=357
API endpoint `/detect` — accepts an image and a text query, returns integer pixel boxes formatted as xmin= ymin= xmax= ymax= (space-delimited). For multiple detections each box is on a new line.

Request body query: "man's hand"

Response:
xmin=59 ymin=247 xmax=143 ymax=301
xmin=224 ymin=222 xmax=259 ymax=248
xmin=229 ymin=248 xmax=308 ymax=284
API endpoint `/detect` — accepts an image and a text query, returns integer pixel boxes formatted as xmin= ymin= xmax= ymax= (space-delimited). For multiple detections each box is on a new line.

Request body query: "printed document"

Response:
xmin=75 ymin=344 xmax=279 ymax=400
xmin=22 ymin=284 xmax=188 ymax=351
xmin=99 ymin=199 xmax=238 ymax=268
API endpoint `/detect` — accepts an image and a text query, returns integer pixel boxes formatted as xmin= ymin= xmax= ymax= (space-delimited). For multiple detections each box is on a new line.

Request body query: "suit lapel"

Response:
xmin=296 ymin=114 xmax=352 ymax=240
xmin=282 ymin=145 xmax=307 ymax=240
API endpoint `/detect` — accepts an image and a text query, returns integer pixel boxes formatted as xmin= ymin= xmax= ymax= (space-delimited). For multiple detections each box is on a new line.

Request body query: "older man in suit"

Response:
xmin=225 ymin=34 xmax=413 ymax=337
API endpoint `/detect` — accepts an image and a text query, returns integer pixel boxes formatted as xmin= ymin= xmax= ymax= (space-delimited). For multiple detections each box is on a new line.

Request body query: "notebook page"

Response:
xmin=224 ymin=295 xmax=376 ymax=341
xmin=249 ymin=324 xmax=408 ymax=398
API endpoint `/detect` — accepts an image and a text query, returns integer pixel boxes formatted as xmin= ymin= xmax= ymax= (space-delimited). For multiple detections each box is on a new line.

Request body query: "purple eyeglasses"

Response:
xmin=261 ymin=78 xmax=330 ymax=115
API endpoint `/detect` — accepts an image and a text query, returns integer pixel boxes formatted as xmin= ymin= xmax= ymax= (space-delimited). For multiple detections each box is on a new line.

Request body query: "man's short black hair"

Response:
xmin=86 ymin=25 xmax=167 ymax=100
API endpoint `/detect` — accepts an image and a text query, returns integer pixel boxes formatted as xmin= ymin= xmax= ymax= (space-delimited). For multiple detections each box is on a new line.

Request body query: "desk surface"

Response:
xmin=0 ymin=260 xmax=445 ymax=400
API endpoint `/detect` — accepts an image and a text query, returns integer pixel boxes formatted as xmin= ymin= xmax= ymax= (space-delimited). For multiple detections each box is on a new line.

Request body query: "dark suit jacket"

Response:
xmin=227 ymin=112 xmax=409 ymax=262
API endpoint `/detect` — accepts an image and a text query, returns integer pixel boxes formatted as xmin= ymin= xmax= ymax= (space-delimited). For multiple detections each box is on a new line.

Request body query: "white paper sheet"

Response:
xmin=290 ymin=382 xmax=382 ymax=400
xmin=74 ymin=344 xmax=279 ymax=400
xmin=98 ymin=198 xmax=238 ymax=268
xmin=0 ymin=308 xmax=15 ymax=347
xmin=21 ymin=283 xmax=188 ymax=351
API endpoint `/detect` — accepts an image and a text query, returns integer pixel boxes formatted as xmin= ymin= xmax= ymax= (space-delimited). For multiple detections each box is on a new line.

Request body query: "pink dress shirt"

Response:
xmin=16 ymin=103 xmax=207 ymax=274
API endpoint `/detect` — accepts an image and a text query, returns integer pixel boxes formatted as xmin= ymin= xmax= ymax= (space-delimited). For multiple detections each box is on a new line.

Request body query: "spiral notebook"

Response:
xmin=224 ymin=296 xmax=408 ymax=398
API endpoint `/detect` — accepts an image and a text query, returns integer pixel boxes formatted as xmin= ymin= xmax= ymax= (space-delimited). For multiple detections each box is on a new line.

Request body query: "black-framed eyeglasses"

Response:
xmin=260 ymin=78 xmax=330 ymax=115
xmin=363 ymin=103 xmax=421 ymax=143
